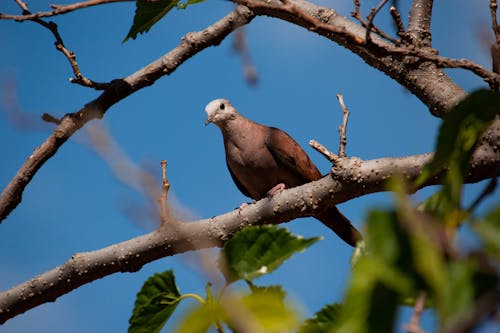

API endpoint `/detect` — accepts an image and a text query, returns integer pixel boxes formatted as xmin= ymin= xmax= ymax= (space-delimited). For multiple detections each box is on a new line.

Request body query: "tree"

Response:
xmin=0 ymin=0 xmax=499 ymax=332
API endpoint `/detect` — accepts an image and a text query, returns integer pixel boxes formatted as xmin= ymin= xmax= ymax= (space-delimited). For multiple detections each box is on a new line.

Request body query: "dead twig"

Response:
xmin=159 ymin=160 xmax=170 ymax=224
xmin=1 ymin=0 xmax=130 ymax=21
xmin=309 ymin=140 xmax=338 ymax=163
xmin=336 ymin=94 xmax=350 ymax=158
xmin=365 ymin=0 xmax=390 ymax=44
xmin=390 ymin=5 xmax=406 ymax=39
xmin=9 ymin=0 xmax=108 ymax=89
xmin=351 ymin=0 xmax=397 ymax=44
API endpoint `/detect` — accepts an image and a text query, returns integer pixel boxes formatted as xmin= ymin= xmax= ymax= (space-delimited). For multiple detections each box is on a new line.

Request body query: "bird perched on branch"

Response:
xmin=204 ymin=98 xmax=362 ymax=247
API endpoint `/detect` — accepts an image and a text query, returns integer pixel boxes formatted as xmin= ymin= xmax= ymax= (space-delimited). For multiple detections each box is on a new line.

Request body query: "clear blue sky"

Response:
xmin=0 ymin=0 xmax=497 ymax=332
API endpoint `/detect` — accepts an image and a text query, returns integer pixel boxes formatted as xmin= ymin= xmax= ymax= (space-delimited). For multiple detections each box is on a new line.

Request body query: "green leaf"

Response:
xmin=124 ymin=0 xmax=179 ymax=42
xmin=415 ymin=90 xmax=500 ymax=220
xmin=246 ymin=282 xmax=287 ymax=302
xmin=298 ymin=303 xmax=342 ymax=333
xmin=219 ymin=225 xmax=321 ymax=283
xmin=417 ymin=90 xmax=500 ymax=187
xmin=128 ymin=270 xmax=182 ymax=333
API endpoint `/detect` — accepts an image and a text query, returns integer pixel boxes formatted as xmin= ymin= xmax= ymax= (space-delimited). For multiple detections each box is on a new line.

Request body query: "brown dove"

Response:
xmin=205 ymin=98 xmax=362 ymax=247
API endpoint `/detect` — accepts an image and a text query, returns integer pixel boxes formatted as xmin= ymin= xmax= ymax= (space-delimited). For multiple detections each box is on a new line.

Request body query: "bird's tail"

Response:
xmin=316 ymin=207 xmax=362 ymax=247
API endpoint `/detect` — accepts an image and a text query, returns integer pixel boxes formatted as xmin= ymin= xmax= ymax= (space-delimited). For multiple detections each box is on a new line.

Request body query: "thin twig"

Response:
xmin=0 ymin=5 xmax=256 ymax=222
xmin=404 ymin=291 xmax=427 ymax=333
xmin=309 ymin=140 xmax=338 ymax=163
xmin=336 ymin=93 xmax=350 ymax=158
xmin=491 ymin=1 xmax=500 ymax=87
xmin=0 ymin=0 xmax=130 ymax=21
xmin=9 ymin=1 xmax=108 ymax=89
xmin=390 ymin=5 xmax=406 ymax=39
xmin=365 ymin=0 xmax=390 ymax=44
xmin=490 ymin=0 xmax=500 ymax=39
xmin=351 ymin=0 xmax=398 ymax=43
xmin=159 ymin=160 xmax=170 ymax=224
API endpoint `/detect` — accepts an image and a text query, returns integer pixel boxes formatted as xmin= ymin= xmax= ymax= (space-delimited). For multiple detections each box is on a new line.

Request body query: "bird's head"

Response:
xmin=205 ymin=98 xmax=237 ymax=126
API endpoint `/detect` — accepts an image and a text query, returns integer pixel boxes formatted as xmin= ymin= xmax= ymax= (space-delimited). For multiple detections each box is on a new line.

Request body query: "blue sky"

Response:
xmin=0 ymin=0 xmax=498 ymax=332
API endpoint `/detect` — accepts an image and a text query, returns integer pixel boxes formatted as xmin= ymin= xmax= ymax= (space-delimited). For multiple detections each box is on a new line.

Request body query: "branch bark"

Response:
xmin=1 ymin=140 xmax=499 ymax=324
xmin=407 ymin=0 xmax=434 ymax=46
xmin=232 ymin=0 xmax=475 ymax=116
xmin=0 ymin=5 xmax=256 ymax=223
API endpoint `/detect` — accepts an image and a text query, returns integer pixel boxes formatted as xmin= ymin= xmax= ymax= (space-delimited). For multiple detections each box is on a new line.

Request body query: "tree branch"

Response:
xmin=407 ymin=0 xmax=434 ymax=46
xmin=0 ymin=0 xmax=132 ymax=21
xmin=232 ymin=0 xmax=471 ymax=116
xmin=1 ymin=140 xmax=499 ymax=324
xmin=0 ymin=5 xmax=256 ymax=223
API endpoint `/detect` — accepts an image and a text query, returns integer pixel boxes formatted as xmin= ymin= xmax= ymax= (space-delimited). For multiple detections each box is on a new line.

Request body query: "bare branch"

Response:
xmin=365 ymin=0 xmax=390 ymax=44
xmin=351 ymin=0 xmax=397 ymax=43
xmin=232 ymin=0 xmax=468 ymax=116
xmin=159 ymin=160 xmax=170 ymax=224
xmin=336 ymin=93 xmax=350 ymax=158
xmin=1 ymin=141 xmax=499 ymax=324
xmin=407 ymin=0 xmax=434 ymax=46
xmin=0 ymin=5 xmax=256 ymax=222
xmin=490 ymin=0 xmax=500 ymax=39
xmin=390 ymin=5 xmax=406 ymax=39
xmin=6 ymin=1 xmax=108 ymax=89
xmin=309 ymin=140 xmax=338 ymax=163
xmin=0 ymin=0 xmax=131 ymax=21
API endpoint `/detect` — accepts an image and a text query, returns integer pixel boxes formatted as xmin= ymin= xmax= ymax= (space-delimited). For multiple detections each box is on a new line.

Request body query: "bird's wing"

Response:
xmin=225 ymin=159 xmax=252 ymax=198
xmin=265 ymin=127 xmax=322 ymax=182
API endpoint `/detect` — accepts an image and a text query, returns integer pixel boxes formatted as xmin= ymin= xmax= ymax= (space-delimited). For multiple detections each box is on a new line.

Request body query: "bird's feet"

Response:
xmin=267 ymin=183 xmax=286 ymax=198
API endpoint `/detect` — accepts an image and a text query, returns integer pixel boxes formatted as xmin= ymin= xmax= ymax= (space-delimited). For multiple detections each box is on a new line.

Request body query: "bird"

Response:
xmin=204 ymin=98 xmax=362 ymax=247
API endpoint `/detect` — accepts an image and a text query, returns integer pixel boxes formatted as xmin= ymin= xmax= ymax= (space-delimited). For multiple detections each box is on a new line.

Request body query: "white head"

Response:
xmin=205 ymin=98 xmax=238 ymax=126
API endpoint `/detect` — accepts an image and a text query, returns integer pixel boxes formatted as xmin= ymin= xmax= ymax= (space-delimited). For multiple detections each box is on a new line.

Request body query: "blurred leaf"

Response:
xmin=128 ymin=270 xmax=181 ymax=333
xmin=414 ymin=90 xmax=499 ymax=227
xmin=473 ymin=205 xmax=500 ymax=259
xmin=219 ymin=225 xmax=321 ymax=283
xmin=124 ymin=0 xmax=179 ymax=42
xmin=416 ymin=89 xmax=500 ymax=188
xmin=175 ymin=301 xmax=225 ymax=333
xmin=438 ymin=259 xmax=498 ymax=325
xmin=334 ymin=210 xmax=415 ymax=333
xmin=298 ymin=303 xmax=342 ymax=333
xmin=238 ymin=285 xmax=300 ymax=332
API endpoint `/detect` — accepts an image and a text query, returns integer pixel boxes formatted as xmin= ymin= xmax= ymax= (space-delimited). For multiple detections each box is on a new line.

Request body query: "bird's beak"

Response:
xmin=205 ymin=114 xmax=213 ymax=126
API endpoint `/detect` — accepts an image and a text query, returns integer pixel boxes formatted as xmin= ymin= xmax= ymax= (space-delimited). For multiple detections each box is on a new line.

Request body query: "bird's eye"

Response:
xmin=220 ymin=103 xmax=225 ymax=110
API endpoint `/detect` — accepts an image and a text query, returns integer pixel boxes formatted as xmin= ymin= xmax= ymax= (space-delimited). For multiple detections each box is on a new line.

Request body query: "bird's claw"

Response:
xmin=267 ymin=183 xmax=286 ymax=198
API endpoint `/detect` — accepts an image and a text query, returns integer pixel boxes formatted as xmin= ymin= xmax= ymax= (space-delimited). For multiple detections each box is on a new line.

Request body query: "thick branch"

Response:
xmin=1 ymin=140 xmax=499 ymax=324
xmin=407 ymin=0 xmax=433 ymax=46
xmin=233 ymin=0 xmax=469 ymax=116
xmin=0 ymin=5 xmax=256 ymax=222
